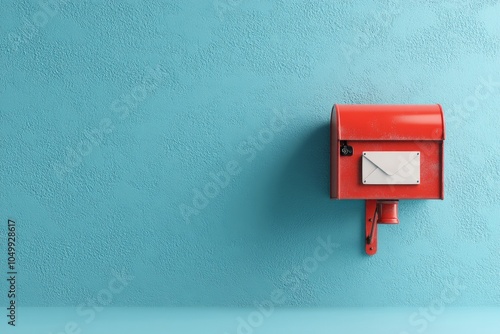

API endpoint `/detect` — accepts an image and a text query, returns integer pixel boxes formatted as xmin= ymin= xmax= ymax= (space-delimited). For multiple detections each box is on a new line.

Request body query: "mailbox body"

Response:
xmin=330 ymin=104 xmax=445 ymax=200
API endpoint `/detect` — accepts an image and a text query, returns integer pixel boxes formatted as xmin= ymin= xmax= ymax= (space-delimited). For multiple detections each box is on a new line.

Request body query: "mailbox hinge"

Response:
xmin=340 ymin=141 xmax=353 ymax=156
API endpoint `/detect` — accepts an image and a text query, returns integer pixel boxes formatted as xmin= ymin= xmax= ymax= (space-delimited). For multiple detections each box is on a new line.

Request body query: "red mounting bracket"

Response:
xmin=365 ymin=200 xmax=400 ymax=255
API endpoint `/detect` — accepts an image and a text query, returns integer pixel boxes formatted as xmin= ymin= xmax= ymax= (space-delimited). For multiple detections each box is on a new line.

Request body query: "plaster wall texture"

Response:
xmin=0 ymin=0 xmax=499 ymax=307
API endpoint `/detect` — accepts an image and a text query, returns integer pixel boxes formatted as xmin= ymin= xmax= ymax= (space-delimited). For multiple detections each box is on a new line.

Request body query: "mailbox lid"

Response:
xmin=334 ymin=104 xmax=445 ymax=141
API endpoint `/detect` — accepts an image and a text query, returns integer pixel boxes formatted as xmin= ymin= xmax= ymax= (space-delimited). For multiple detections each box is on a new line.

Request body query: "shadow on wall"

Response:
xmin=263 ymin=123 xmax=364 ymax=253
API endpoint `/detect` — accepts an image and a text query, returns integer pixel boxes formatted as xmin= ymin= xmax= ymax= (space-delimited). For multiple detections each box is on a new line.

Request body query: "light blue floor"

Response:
xmin=1 ymin=307 xmax=499 ymax=334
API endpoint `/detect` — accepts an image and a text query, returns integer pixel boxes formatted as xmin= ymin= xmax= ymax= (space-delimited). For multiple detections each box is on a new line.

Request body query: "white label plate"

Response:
xmin=362 ymin=151 xmax=420 ymax=185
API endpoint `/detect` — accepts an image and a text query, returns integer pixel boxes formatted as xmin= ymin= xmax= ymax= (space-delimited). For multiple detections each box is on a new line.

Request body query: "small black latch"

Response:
xmin=340 ymin=141 xmax=353 ymax=156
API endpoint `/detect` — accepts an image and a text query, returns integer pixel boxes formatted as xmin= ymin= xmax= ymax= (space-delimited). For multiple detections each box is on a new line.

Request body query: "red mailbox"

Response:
xmin=330 ymin=104 xmax=445 ymax=255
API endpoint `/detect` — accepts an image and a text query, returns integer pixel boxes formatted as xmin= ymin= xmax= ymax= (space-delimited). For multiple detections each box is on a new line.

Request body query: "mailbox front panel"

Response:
xmin=335 ymin=141 xmax=443 ymax=199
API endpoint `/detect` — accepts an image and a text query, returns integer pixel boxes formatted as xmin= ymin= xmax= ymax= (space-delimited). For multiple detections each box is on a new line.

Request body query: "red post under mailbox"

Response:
xmin=330 ymin=104 xmax=445 ymax=255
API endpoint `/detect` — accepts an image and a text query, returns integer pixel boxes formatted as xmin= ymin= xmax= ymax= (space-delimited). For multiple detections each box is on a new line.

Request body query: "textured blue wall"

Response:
xmin=0 ymin=0 xmax=499 ymax=308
